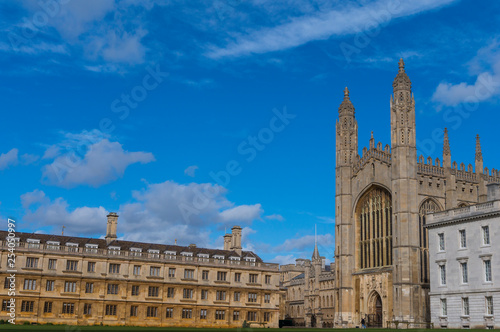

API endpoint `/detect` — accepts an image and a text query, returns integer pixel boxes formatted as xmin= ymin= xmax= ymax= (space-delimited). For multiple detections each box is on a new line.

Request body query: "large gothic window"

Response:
xmin=358 ymin=187 xmax=392 ymax=269
xmin=419 ymin=199 xmax=441 ymax=283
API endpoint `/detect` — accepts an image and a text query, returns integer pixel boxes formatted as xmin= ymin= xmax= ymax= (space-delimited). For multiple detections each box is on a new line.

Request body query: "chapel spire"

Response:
xmin=443 ymin=128 xmax=451 ymax=168
xmin=338 ymin=86 xmax=355 ymax=117
xmin=392 ymin=58 xmax=412 ymax=93
xmin=475 ymin=134 xmax=483 ymax=161
xmin=312 ymin=225 xmax=320 ymax=260
xmin=475 ymin=134 xmax=483 ymax=174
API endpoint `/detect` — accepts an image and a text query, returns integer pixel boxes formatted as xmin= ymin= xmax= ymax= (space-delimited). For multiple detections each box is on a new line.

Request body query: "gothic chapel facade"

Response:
xmin=334 ymin=59 xmax=500 ymax=327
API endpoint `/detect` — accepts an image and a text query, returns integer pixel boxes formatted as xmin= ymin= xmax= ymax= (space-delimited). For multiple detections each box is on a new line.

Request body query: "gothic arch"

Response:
xmin=367 ymin=290 xmax=383 ymax=327
xmin=355 ymin=185 xmax=392 ymax=269
xmin=352 ymin=182 xmax=392 ymax=216
xmin=418 ymin=198 xmax=442 ymax=283
xmin=458 ymin=202 xmax=468 ymax=208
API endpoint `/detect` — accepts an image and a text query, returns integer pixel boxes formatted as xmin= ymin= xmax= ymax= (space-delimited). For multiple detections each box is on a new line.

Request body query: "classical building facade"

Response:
xmin=334 ymin=59 xmax=500 ymax=327
xmin=426 ymin=183 xmax=500 ymax=329
xmin=281 ymin=245 xmax=335 ymax=327
xmin=0 ymin=214 xmax=280 ymax=327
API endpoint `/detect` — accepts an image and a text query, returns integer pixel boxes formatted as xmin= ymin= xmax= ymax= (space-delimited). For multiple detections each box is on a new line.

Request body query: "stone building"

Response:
xmin=281 ymin=244 xmax=335 ymax=327
xmin=0 ymin=214 xmax=280 ymax=327
xmin=334 ymin=59 xmax=500 ymax=327
xmin=426 ymin=183 xmax=500 ymax=329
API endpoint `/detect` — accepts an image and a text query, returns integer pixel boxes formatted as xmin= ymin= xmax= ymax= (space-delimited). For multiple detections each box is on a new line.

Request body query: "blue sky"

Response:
xmin=0 ymin=0 xmax=499 ymax=264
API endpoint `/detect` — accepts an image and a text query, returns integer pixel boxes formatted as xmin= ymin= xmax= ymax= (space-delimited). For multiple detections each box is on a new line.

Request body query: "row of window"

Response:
xmin=439 ymin=258 xmax=492 ymax=285
xmin=28 ymin=258 xmax=272 ymax=283
xmin=438 ymin=226 xmax=490 ymax=251
xmin=9 ymin=278 xmax=272 ymax=303
xmin=1 ymin=300 xmax=271 ymax=322
xmin=440 ymin=296 xmax=494 ymax=317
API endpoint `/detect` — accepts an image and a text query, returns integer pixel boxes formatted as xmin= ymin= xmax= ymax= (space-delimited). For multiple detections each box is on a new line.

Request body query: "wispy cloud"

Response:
xmin=184 ymin=165 xmax=199 ymax=177
xmin=0 ymin=148 xmax=19 ymax=170
xmin=432 ymin=38 xmax=500 ymax=107
xmin=206 ymin=0 xmax=458 ymax=59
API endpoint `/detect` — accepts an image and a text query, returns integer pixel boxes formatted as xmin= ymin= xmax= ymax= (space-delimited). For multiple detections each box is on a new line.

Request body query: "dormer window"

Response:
xmin=85 ymin=244 xmax=98 ymax=253
xmin=148 ymin=249 xmax=160 ymax=258
xmin=46 ymin=241 xmax=60 ymax=250
xmin=213 ymin=255 xmax=225 ymax=263
xmin=229 ymin=256 xmax=240 ymax=265
xmin=130 ymin=248 xmax=142 ymax=257
xmin=108 ymin=246 xmax=121 ymax=255
xmin=164 ymin=251 xmax=176 ymax=260
xmin=245 ymin=257 xmax=256 ymax=266
xmin=27 ymin=239 xmax=40 ymax=249
xmin=66 ymin=243 xmax=78 ymax=252
xmin=197 ymin=253 xmax=209 ymax=262
xmin=181 ymin=252 xmax=193 ymax=261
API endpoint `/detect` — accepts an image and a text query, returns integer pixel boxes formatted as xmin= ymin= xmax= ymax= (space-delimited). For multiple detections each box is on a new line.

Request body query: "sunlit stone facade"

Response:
xmin=334 ymin=59 xmax=500 ymax=327
xmin=0 ymin=215 xmax=280 ymax=327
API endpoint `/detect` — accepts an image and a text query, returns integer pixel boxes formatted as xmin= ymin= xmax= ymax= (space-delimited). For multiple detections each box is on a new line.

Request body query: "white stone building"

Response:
xmin=426 ymin=183 xmax=500 ymax=329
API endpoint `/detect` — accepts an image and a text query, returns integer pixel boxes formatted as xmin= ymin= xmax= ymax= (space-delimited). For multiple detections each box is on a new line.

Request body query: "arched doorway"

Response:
xmin=367 ymin=292 xmax=383 ymax=328
xmin=311 ymin=314 xmax=316 ymax=328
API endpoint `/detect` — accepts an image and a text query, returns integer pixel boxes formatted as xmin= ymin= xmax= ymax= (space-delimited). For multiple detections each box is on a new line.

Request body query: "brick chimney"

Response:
xmin=230 ymin=226 xmax=242 ymax=255
xmin=105 ymin=212 xmax=118 ymax=245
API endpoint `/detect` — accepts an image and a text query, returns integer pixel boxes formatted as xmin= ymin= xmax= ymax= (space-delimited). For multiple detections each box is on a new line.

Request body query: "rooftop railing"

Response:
xmin=0 ymin=241 xmax=279 ymax=271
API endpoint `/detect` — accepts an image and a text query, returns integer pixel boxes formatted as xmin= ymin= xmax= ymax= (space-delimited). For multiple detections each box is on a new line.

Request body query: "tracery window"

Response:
xmin=358 ymin=187 xmax=392 ymax=269
xmin=419 ymin=199 xmax=440 ymax=283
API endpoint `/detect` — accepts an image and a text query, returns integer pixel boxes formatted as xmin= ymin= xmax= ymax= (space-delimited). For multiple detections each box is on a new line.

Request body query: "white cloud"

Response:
xmin=264 ymin=213 xmax=284 ymax=221
xmin=41 ymin=130 xmax=155 ymax=188
xmin=219 ymin=204 xmax=263 ymax=224
xmin=22 ymin=190 xmax=108 ymax=235
xmin=184 ymin=165 xmax=199 ymax=177
xmin=117 ymin=180 xmax=264 ymax=245
xmin=432 ymin=38 xmax=500 ymax=106
xmin=206 ymin=0 xmax=458 ymax=59
xmin=0 ymin=148 xmax=19 ymax=170
xmin=16 ymin=0 xmax=148 ymax=67
xmin=21 ymin=189 xmax=46 ymax=209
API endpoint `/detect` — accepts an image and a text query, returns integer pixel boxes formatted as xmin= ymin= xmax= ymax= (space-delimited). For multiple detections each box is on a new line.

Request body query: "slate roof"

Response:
xmin=0 ymin=230 xmax=263 ymax=262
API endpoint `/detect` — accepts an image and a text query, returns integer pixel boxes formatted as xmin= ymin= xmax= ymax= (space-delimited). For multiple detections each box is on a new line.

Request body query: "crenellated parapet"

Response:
xmin=352 ymin=140 xmax=391 ymax=175
xmin=417 ymin=155 xmax=445 ymax=177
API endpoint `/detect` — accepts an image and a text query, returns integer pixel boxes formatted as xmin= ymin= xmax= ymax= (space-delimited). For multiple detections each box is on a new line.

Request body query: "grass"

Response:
xmin=0 ymin=326 xmax=490 ymax=332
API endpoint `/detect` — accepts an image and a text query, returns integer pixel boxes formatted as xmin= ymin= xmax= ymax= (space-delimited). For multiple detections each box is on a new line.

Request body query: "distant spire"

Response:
xmin=443 ymin=128 xmax=451 ymax=156
xmin=393 ymin=58 xmax=411 ymax=92
xmin=475 ymin=134 xmax=483 ymax=161
xmin=398 ymin=58 xmax=405 ymax=73
xmin=339 ymin=87 xmax=355 ymax=116
xmin=312 ymin=225 xmax=320 ymax=260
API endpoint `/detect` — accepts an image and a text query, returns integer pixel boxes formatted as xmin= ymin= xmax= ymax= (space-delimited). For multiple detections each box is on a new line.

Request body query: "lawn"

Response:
xmin=0 ymin=327 xmax=489 ymax=332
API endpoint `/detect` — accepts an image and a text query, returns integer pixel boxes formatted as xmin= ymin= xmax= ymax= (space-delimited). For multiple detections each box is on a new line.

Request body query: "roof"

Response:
xmin=0 ymin=230 xmax=263 ymax=262
xmin=291 ymin=273 xmax=305 ymax=280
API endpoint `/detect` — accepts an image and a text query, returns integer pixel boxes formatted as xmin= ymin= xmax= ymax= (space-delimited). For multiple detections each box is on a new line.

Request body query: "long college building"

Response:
xmin=0 ymin=214 xmax=280 ymax=327
xmin=334 ymin=59 xmax=500 ymax=327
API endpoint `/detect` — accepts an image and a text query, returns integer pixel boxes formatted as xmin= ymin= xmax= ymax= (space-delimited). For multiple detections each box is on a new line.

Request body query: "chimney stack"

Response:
xmin=105 ymin=212 xmax=118 ymax=245
xmin=223 ymin=233 xmax=233 ymax=251
xmin=230 ymin=226 xmax=242 ymax=255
